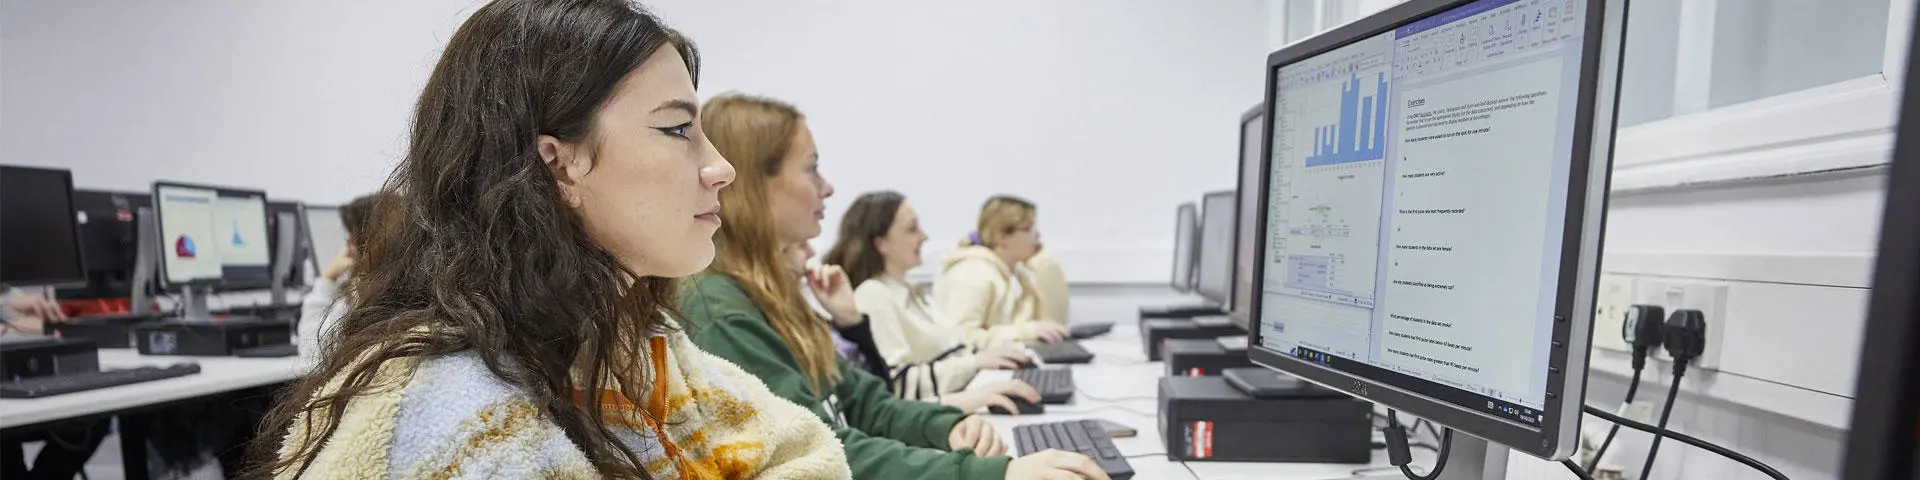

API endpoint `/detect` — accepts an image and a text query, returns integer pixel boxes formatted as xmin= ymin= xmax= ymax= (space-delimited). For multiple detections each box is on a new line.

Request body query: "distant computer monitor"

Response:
xmin=1249 ymin=0 xmax=1623 ymax=460
xmin=1841 ymin=18 xmax=1920 ymax=479
xmin=1195 ymin=191 xmax=1235 ymax=305
xmin=267 ymin=201 xmax=311 ymax=289
xmin=62 ymin=190 xmax=151 ymax=299
xmin=1230 ymin=105 xmax=1267 ymax=330
xmin=1170 ymin=203 xmax=1199 ymax=293
xmin=152 ymin=182 xmax=273 ymax=290
xmin=0 ymin=166 xmax=88 ymax=287
xmin=304 ymin=205 xmax=346 ymax=274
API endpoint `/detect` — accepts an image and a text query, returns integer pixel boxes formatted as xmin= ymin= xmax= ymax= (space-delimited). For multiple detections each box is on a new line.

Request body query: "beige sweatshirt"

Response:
xmin=853 ymin=276 xmax=981 ymax=400
xmin=1025 ymin=249 xmax=1070 ymax=325
xmin=932 ymin=246 xmax=1044 ymax=348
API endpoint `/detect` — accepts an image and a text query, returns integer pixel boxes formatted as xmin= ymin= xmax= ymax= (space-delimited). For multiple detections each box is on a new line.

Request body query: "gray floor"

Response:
xmin=27 ymin=284 xmax=1195 ymax=480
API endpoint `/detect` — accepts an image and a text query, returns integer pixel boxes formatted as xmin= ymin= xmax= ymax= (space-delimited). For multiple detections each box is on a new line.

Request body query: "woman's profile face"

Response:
xmin=544 ymin=46 xmax=735 ymax=277
xmin=766 ymin=121 xmax=835 ymax=245
xmin=998 ymin=214 xmax=1039 ymax=264
xmin=876 ymin=202 xmax=928 ymax=272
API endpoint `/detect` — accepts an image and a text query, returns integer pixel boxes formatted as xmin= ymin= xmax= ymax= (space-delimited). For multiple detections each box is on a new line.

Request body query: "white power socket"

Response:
xmin=1591 ymin=274 xmax=1638 ymax=353
xmin=1635 ymin=278 xmax=1730 ymax=371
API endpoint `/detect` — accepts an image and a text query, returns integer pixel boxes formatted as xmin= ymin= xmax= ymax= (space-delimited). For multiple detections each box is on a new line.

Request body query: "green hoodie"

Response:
xmin=677 ymin=273 xmax=1011 ymax=480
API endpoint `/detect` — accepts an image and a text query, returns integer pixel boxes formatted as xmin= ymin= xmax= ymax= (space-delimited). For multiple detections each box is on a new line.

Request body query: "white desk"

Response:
xmin=0 ymin=348 xmax=313 ymax=429
xmin=971 ymin=322 xmax=1435 ymax=480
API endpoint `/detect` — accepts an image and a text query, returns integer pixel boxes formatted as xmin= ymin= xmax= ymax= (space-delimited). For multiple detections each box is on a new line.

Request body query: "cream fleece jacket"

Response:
xmin=273 ymin=319 xmax=851 ymax=479
xmin=1025 ymin=249 xmax=1069 ymax=325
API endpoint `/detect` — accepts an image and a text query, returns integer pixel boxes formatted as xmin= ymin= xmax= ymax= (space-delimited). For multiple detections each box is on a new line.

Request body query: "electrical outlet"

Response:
xmin=1591 ymin=274 xmax=1637 ymax=353
xmin=1636 ymin=278 xmax=1729 ymax=371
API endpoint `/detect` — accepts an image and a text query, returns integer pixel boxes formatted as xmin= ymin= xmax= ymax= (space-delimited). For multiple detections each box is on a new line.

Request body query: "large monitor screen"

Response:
xmin=155 ymin=183 xmax=272 ymax=286
xmin=1254 ymin=0 xmax=1614 ymax=458
xmin=0 ymin=166 xmax=87 ymax=286
xmin=1195 ymin=191 xmax=1235 ymax=304
xmin=1231 ymin=108 xmax=1267 ymax=328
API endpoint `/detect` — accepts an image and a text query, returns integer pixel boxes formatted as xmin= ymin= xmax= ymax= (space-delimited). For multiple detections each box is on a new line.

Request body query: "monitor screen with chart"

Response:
xmin=1248 ymin=0 xmax=1622 ymax=459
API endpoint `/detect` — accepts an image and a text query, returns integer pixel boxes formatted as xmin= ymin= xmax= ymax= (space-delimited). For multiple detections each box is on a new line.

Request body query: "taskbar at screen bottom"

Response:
xmin=1290 ymin=346 xmax=1544 ymax=428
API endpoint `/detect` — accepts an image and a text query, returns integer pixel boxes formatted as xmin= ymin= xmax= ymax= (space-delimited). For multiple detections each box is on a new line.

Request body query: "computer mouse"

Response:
xmin=989 ymin=398 xmax=1045 ymax=415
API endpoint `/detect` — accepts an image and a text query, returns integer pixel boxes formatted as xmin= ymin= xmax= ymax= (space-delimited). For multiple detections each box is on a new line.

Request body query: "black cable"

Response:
xmin=1124 ymin=452 xmax=1168 ymax=459
xmin=1181 ymin=460 xmax=1200 ymax=480
xmin=1075 ymin=388 xmax=1156 ymax=403
xmin=1638 ymin=369 xmax=1685 ymax=480
xmin=1385 ymin=409 xmax=1452 ymax=479
xmin=1560 ymin=459 xmax=1595 ymax=480
xmin=1582 ymin=406 xmax=1788 ymax=480
xmin=1585 ymin=366 xmax=1643 ymax=472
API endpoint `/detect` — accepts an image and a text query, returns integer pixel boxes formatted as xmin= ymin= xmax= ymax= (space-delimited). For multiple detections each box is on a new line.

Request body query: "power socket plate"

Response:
xmin=1591 ymin=273 xmax=1637 ymax=353
xmin=1635 ymin=278 xmax=1729 ymax=371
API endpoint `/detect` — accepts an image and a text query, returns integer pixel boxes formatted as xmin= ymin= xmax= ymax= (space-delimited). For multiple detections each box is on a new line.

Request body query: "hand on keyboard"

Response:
xmin=941 ymin=379 xmax=1042 ymax=414
xmin=1009 ymin=450 xmax=1113 ymax=480
xmin=976 ymin=345 xmax=1033 ymax=369
xmin=1032 ymin=323 xmax=1071 ymax=343
xmin=947 ymin=416 xmax=1007 ymax=457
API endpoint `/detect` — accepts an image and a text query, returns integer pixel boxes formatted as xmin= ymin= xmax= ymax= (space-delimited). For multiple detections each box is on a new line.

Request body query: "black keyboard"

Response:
xmin=1014 ymin=368 xmax=1074 ymax=404
xmin=235 ymin=343 xmax=298 ymax=357
xmin=1030 ymin=340 xmax=1094 ymax=364
xmin=1069 ymin=322 xmax=1114 ymax=339
xmin=0 ymin=364 xmax=201 ymax=398
xmin=1013 ymin=420 xmax=1134 ymax=480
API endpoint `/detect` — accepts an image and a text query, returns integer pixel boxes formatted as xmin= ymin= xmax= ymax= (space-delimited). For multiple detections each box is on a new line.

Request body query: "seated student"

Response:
xmin=250 ymin=2 xmax=846 ymax=478
xmin=679 ymin=93 xmax=1109 ymax=480
xmin=783 ymin=242 xmax=886 ymax=379
xmin=296 ymin=192 xmax=390 ymax=357
xmin=823 ymin=191 xmax=1039 ymax=408
xmin=1026 ymin=243 xmax=1070 ymax=325
xmin=934 ymin=196 xmax=1071 ymax=348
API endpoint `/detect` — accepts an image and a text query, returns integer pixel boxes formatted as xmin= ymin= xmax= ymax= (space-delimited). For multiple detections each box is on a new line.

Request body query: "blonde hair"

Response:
xmin=966 ymin=195 xmax=1037 ymax=248
xmin=964 ymin=195 xmax=1043 ymax=320
xmin=700 ymin=93 xmax=841 ymax=395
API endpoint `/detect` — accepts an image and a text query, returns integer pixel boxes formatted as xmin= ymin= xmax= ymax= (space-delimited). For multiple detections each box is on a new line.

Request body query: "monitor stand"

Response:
xmin=1139 ymin=302 xmax=1223 ymax=319
xmin=174 ymin=285 xmax=218 ymax=323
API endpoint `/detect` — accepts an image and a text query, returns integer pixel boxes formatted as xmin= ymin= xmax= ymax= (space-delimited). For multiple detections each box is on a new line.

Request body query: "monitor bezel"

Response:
xmin=150 ymin=181 xmax=274 ymax=291
xmin=0 ymin=165 xmax=90 ymax=288
xmin=267 ymin=200 xmax=311 ymax=290
xmin=1840 ymin=16 xmax=1920 ymax=477
xmin=1170 ymin=202 xmax=1200 ymax=293
xmin=1229 ymin=104 xmax=1267 ymax=330
xmin=1195 ymin=189 xmax=1237 ymax=305
xmin=1246 ymin=0 xmax=1624 ymax=460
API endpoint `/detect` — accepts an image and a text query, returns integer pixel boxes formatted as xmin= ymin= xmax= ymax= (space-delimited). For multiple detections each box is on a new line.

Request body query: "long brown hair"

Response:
xmin=699 ymin=93 xmax=842 ymax=395
xmin=249 ymin=1 xmax=696 ymax=478
xmin=823 ymin=190 xmax=906 ymax=289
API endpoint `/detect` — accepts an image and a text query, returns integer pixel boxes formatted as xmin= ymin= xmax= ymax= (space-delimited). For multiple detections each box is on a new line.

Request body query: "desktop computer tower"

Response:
xmin=0 ymin=337 xmax=101 ymax=381
xmin=1141 ymin=317 xmax=1244 ymax=360
xmin=1158 ymin=375 xmax=1370 ymax=463
xmin=134 ymin=317 xmax=292 ymax=356
xmin=47 ymin=313 xmax=160 ymax=348
xmin=1163 ymin=338 xmax=1253 ymax=377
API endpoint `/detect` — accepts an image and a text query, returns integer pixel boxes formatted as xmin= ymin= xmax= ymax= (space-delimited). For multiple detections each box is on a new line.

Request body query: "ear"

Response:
xmin=539 ymin=134 xmax=591 ymax=208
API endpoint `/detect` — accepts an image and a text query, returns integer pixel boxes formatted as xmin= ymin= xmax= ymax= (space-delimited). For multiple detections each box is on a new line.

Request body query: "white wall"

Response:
xmin=0 ymin=0 xmax=1271 ymax=284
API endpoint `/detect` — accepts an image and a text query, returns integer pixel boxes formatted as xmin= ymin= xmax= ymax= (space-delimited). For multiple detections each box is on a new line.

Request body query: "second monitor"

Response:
xmin=152 ymin=182 xmax=273 ymax=320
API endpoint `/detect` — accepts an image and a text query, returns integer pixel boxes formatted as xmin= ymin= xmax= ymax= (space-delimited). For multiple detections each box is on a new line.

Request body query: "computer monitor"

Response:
xmin=1230 ymin=105 xmax=1267 ymax=331
xmin=1170 ymin=203 xmax=1200 ymax=293
xmin=304 ymin=205 xmax=347 ymax=275
xmin=0 ymin=165 xmax=88 ymax=288
xmin=151 ymin=182 xmax=273 ymax=291
xmin=61 ymin=190 xmax=152 ymax=299
xmin=1248 ymin=0 xmax=1623 ymax=461
xmin=1840 ymin=19 xmax=1920 ymax=479
xmin=267 ymin=201 xmax=311 ymax=290
xmin=1195 ymin=190 xmax=1235 ymax=305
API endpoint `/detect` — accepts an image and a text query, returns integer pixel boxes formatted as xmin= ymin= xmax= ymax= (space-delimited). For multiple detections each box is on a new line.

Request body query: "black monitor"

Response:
xmin=61 ymin=190 xmax=152 ymax=299
xmin=151 ymin=182 xmax=272 ymax=291
xmin=267 ymin=201 xmax=311 ymax=289
xmin=1195 ymin=190 xmax=1236 ymax=305
xmin=1839 ymin=19 xmax=1920 ymax=478
xmin=1230 ymin=104 xmax=1267 ymax=331
xmin=1170 ymin=203 xmax=1200 ymax=293
xmin=0 ymin=165 xmax=88 ymax=288
xmin=1249 ymin=0 xmax=1624 ymax=460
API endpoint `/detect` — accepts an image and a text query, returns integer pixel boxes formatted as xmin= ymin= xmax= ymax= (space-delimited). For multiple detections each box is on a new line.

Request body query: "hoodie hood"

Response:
xmin=942 ymin=245 xmax=1011 ymax=276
